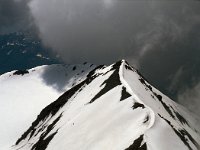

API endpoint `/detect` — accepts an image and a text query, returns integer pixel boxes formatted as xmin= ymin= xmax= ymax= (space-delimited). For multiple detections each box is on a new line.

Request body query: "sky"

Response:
xmin=0 ymin=0 xmax=200 ymax=116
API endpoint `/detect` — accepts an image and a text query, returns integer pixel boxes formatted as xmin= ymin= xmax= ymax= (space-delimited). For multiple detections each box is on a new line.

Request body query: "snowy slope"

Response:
xmin=13 ymin=60 xmax=200 ymax=150
xmin=0 ymin=63 xmax=95 ymax=149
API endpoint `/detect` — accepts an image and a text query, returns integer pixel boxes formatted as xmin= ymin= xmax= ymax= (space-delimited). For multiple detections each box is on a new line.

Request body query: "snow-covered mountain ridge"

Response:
xmin=0 ymin=63 xmax=95 ymax=149
xmin=13 ymin=60 xmax=200 ymax=150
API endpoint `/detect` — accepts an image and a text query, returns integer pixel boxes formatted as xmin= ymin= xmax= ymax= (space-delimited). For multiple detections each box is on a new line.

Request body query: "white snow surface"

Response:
xmin=2 ymin=60 xmax=200 ymax=150
xmin=0 ymin=63 xmax=95 ymax=149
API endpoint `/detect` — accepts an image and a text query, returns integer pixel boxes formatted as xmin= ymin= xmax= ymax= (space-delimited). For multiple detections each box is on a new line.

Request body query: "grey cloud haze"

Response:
xmin=0 ymin=0 xmax=33 ymax=34
xmin=28 ymin=0 xmax=200 ymax=63
xmin=29 ymin=0 xmax=158 ymax=64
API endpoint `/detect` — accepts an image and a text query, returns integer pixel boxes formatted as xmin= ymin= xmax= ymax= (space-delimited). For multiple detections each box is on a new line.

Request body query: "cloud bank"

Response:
xmin=0 ymin=0 xmax=33 ymax=34
xmin=178 ymin=82 xmax=200 ymax=116
xmin=29 ymin=0 xmax=158 ymax=64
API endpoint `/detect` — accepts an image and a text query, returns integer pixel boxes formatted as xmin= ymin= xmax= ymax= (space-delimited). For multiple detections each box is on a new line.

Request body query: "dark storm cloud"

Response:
xmin=137 ymin=1 xmax=200 ymax=97
xmin=28 ymin=0 xmax=200 ymax=115
xmin=29 ymin=0 xmax=157 ymax=64
xmin=129 ymin=1 xmax=200 ymax=115
xmin=0 ymin=0 xmax=32 ymax=34
xmin=29 ymin=0 xmax=200 ymax=64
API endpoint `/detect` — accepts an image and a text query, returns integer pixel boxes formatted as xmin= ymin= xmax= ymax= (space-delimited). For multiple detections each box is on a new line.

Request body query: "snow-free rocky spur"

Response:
xmin=1 ymin=60 xmax=200 ymax=150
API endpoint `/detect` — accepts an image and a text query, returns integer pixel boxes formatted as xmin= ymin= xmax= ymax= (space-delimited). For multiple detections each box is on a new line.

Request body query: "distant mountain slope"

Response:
xmin=13 ymin=60 xmax=200 ymax=150
xmin=0 ymin=63 xmax=95 ymax=149
xmin=0 ymin=32 xmax=60 ymax=74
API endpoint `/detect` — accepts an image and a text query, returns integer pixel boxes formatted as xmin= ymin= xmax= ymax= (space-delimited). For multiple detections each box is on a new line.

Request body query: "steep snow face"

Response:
xmin=13 ymin=60 xmax=200 ymax=150
xmin=0 ymin=63 xmax=95 ymax=150
xmin=121 ymin=61 xmax=200 ymax=150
